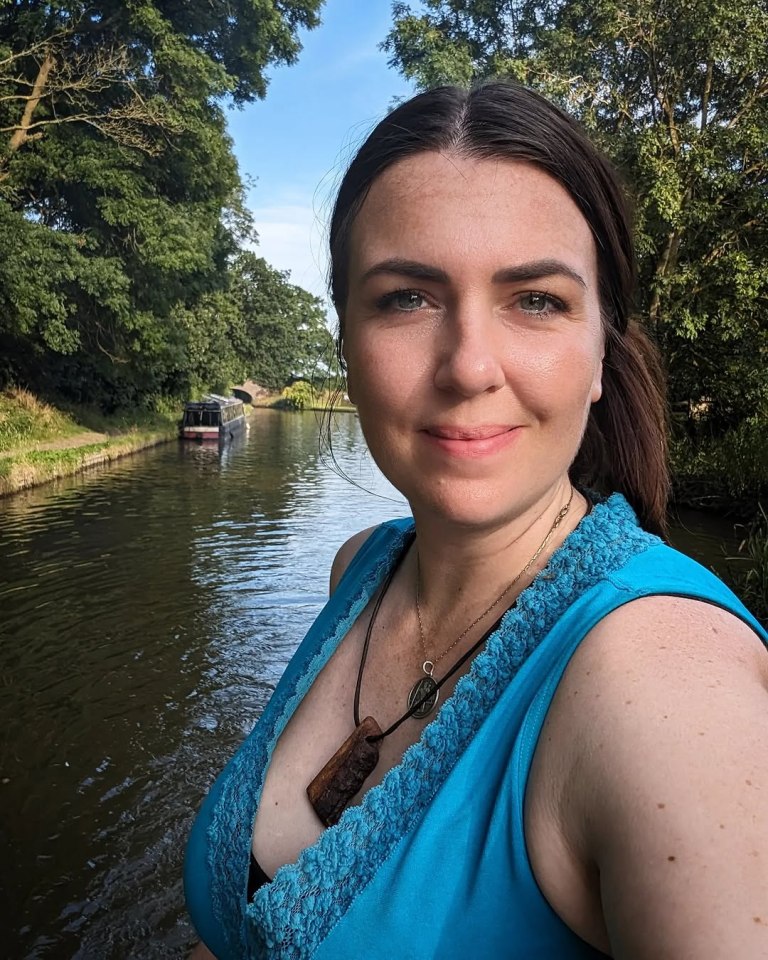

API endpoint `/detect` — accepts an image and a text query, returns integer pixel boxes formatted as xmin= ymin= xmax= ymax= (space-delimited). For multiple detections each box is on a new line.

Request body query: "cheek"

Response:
xmin=345 ymin=340 xmax=392 ymax=415
xmin=346 ymin=331 xmax=427 ymax=409
xmin=515 ymin=338 xmax=602 ymax=412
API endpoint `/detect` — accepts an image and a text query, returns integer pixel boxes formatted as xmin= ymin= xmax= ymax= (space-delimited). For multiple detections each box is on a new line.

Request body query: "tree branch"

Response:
xmin=7 ymin=51 xmax=55 ymax=154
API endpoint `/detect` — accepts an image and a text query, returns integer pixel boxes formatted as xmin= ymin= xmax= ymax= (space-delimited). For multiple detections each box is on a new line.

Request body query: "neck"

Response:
xmin=410 ymin=481 xmax=586 ymax=633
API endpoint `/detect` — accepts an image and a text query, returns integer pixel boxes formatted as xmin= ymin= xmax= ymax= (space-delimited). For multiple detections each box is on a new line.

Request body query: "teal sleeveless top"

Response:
xmin=184 ymin=494 xmax=767 ymax=959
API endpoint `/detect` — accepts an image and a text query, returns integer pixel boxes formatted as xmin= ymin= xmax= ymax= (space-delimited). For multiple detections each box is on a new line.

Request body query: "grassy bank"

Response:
xmin=0 ymin=388 xmax=178 ymax=497
xmin=670 ymin=419 xmax=768 ymax=519
xmin=254 ymin=384 xmax=357 ymax=414
xmin=720 ymin=507 xmax=768 ymax=624
xmin=0 ymin=385 xmax=354 ymax=499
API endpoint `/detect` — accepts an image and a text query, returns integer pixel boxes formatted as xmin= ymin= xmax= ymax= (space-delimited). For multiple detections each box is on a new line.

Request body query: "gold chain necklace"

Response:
xmin=407 ymin=486 xmax=575 ymax=720
xmin=306 ymin=488 xmax=575 ymax=827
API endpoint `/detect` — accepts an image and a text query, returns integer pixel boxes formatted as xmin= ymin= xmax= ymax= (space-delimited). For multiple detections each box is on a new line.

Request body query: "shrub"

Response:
xmin=723 ymin=505 xmax=768 ymax=627
xmin=280 ymin=381 xmax=317 ymax=411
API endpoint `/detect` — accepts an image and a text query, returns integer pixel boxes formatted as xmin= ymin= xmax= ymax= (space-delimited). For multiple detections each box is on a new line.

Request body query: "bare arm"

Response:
xmin=329 ymin=526 xmax=377 ymax=595
xmin=567 ymin=597 xmax=768 ymax=958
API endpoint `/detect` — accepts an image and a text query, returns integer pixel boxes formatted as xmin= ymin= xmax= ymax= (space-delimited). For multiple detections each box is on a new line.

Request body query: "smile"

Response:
xmin=422 ymin=425 xmax=521 ymax=458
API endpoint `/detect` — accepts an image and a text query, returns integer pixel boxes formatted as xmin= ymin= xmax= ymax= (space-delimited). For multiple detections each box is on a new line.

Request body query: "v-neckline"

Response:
xmin=249 ymin=523 xmax=417 ymax=881
xmin=206 ymin=496 xmax=655 ymax=960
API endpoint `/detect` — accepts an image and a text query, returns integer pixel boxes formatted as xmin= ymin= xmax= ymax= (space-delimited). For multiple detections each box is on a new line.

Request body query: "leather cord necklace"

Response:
xmin=306 ymin=489 xmax=574 ymax=827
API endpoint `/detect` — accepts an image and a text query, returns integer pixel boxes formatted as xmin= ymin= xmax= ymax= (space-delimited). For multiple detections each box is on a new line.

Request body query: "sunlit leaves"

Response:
xmin=0 ymin=0 xmax=323 ymax=408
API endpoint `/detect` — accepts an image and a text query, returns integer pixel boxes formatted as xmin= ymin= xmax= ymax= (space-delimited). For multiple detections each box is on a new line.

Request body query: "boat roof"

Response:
xmin=183 ymin=394 xmax=243 ymax=410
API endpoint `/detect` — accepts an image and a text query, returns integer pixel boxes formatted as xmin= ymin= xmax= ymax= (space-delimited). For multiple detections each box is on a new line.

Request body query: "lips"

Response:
xmin=422 ymin=424 xmax=521 ymax=458
xmin=426 ymin=425 xmax=513 ymax=440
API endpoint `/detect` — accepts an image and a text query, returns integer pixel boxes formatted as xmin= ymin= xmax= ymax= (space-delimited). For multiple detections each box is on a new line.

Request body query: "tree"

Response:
xmin=384 ymin=0 xmax=768 ymax=431
xmin=0 ymin=0 xmax=323 ymax=407
xmin=229 ymin=251 xmax=337 ymax=391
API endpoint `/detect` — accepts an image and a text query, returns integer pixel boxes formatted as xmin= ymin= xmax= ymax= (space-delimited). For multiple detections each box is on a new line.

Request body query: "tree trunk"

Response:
xmin=648 ymin=227 xmax=681 ymax=334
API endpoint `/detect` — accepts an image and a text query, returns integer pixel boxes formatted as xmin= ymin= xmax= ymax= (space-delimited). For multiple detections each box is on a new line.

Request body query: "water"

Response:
xmin=0 ymin=410 xmax=739 ymax=959
xmin=0 ymin=411 xmax=409 ymax=960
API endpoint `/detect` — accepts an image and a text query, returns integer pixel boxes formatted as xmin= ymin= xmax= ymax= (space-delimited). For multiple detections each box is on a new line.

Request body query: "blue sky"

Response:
xmin=225 ymin=0 xmax=414 ymax=301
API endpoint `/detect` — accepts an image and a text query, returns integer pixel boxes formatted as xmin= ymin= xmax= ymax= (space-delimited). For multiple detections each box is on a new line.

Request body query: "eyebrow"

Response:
xmin=360 ymin=257 xmax=587 ymax=289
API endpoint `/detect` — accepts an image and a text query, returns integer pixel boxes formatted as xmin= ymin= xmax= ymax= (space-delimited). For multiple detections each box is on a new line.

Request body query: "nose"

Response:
xmin=433 ymin=308 xmax=506 ymax=397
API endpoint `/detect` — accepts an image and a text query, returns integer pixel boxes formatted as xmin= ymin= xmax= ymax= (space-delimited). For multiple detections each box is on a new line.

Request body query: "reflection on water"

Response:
xmin=0 ymin=411 xmax=408 ymax=959
xmin=0 ymin=410 xmax=740 ymax=958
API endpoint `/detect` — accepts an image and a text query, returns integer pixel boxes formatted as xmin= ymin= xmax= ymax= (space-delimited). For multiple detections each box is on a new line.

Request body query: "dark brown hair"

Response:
xmin=328 ymin=82 xmax=669 ymax=536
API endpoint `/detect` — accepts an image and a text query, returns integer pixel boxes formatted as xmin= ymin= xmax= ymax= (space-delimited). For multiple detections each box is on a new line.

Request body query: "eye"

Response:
xmin=376 ymin=289 xmax=428 ymax=312
xmin=518 ymin=291 xmax=564 ymax=315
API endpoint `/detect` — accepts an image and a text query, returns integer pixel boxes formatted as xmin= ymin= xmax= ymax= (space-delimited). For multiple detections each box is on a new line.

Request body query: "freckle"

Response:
xmin=746 ymin=780 xmax=753 ymax=786
xmin=754 ymin=917 xmax=764 ymax=925
xmin=657 ymin=802 xmax=666 ymax=809
xmin=663 ymin=714 xmax=669 ymax=720
xmin=625 ymin=699 xmax=632 ymax=705
xmin=586 ymin=670 xmax=591 ymax=676
xmin=698 ymin=731 xmax=705 ymax=736
xmin=719 ymin=824 xmax=725 ymax=829
xmin=667 ymin=855 xmax=676 ymax=862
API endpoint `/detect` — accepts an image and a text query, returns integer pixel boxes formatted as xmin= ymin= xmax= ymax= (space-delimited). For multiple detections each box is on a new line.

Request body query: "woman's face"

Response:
xmin=342 ymin=151 xmax=604 ymax=530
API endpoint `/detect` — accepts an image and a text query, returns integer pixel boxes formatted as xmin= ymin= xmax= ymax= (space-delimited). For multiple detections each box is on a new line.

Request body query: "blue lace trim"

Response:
xmin=208 ymin=494 xmax=659 ymax=959
xmin=207 ymin=521 xmax=414 ymax=957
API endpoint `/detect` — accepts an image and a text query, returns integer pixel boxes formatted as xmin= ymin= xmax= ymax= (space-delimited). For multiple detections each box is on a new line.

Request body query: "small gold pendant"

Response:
xmin=408 ymin=662 xmax=439 ymax=719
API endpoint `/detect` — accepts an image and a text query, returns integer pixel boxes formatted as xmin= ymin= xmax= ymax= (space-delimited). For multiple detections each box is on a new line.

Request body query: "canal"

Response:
xmin=0 ymin=409 xmax=740 ymax=959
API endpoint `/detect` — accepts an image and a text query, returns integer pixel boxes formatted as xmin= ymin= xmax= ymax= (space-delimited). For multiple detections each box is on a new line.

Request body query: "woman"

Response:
xmin=185 ymin=82 xmax=768 ymax=959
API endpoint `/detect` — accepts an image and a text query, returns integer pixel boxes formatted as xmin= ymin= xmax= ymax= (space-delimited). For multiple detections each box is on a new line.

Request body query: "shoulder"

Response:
xmin=329 ymin=518 xmax=414 ymax=595
xmin=574 ymin=592 xmax=767 ymax=690
xmin=562 ymin=597 xmax=768 ymax=804
xmin=550 ymin=596 xmax=768 ymax=956
xmin=328 ymin=526 xmax=379 ymax=595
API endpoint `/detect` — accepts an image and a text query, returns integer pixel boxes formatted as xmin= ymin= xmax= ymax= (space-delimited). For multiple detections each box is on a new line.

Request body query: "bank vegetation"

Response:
xmin=0 ymin=2 xmax=764 ymax=613
xmin=384 ymin=0 xmax=768 ymax=617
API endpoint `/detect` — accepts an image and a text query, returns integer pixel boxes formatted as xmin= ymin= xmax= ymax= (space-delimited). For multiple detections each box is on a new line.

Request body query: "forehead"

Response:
xmin=349 ymin=151 xmax=597 ymax=279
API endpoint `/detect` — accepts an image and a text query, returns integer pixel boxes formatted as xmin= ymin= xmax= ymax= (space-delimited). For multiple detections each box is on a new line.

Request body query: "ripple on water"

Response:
xmin=0 ymin=412 xmax=409 ymax=959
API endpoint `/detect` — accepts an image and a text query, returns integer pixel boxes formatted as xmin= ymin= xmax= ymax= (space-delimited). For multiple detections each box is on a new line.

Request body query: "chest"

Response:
xmin=245 ymin=626 xmax=606 ymax=960
xmin=250 ymin=604 xmax=474 ymax=877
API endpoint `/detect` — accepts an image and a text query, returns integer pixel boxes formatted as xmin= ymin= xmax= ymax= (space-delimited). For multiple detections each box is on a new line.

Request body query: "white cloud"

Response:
xmin=251 ymin=200 xmax=331 ymax=302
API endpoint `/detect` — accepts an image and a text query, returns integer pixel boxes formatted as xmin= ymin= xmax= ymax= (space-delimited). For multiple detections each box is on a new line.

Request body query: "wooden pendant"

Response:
xmin=407 ymin=675 xmax=439 ymax=719
xmin=306 ymin=715 xmax=382 ymax=827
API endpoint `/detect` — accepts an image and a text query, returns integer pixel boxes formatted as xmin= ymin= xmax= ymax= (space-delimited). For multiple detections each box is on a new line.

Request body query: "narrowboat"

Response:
xmin=180 ymin=395 xmax=246 ymax=442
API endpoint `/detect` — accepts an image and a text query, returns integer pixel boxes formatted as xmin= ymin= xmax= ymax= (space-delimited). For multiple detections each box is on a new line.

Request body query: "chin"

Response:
xmin=402 ymin=484 xmax=534 ymax=532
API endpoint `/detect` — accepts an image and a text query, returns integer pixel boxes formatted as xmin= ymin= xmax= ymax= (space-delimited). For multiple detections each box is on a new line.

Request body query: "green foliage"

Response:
xmin=384 ymin=1 xmax=768 ymax=431
xmin=670 ymin=419 xmax=768 ymax=515
xmin=0 ymin=0 xmax=323 ymax=409
xmin=229 ymin=251 xmax=339 ymax=391
xmin=280 ymin=381 xmax=317 ymax=411
xmin=723 ymin=506 xmax=768 ymax=625
xmin=0 ymin=387 xmax=81 ymax=451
